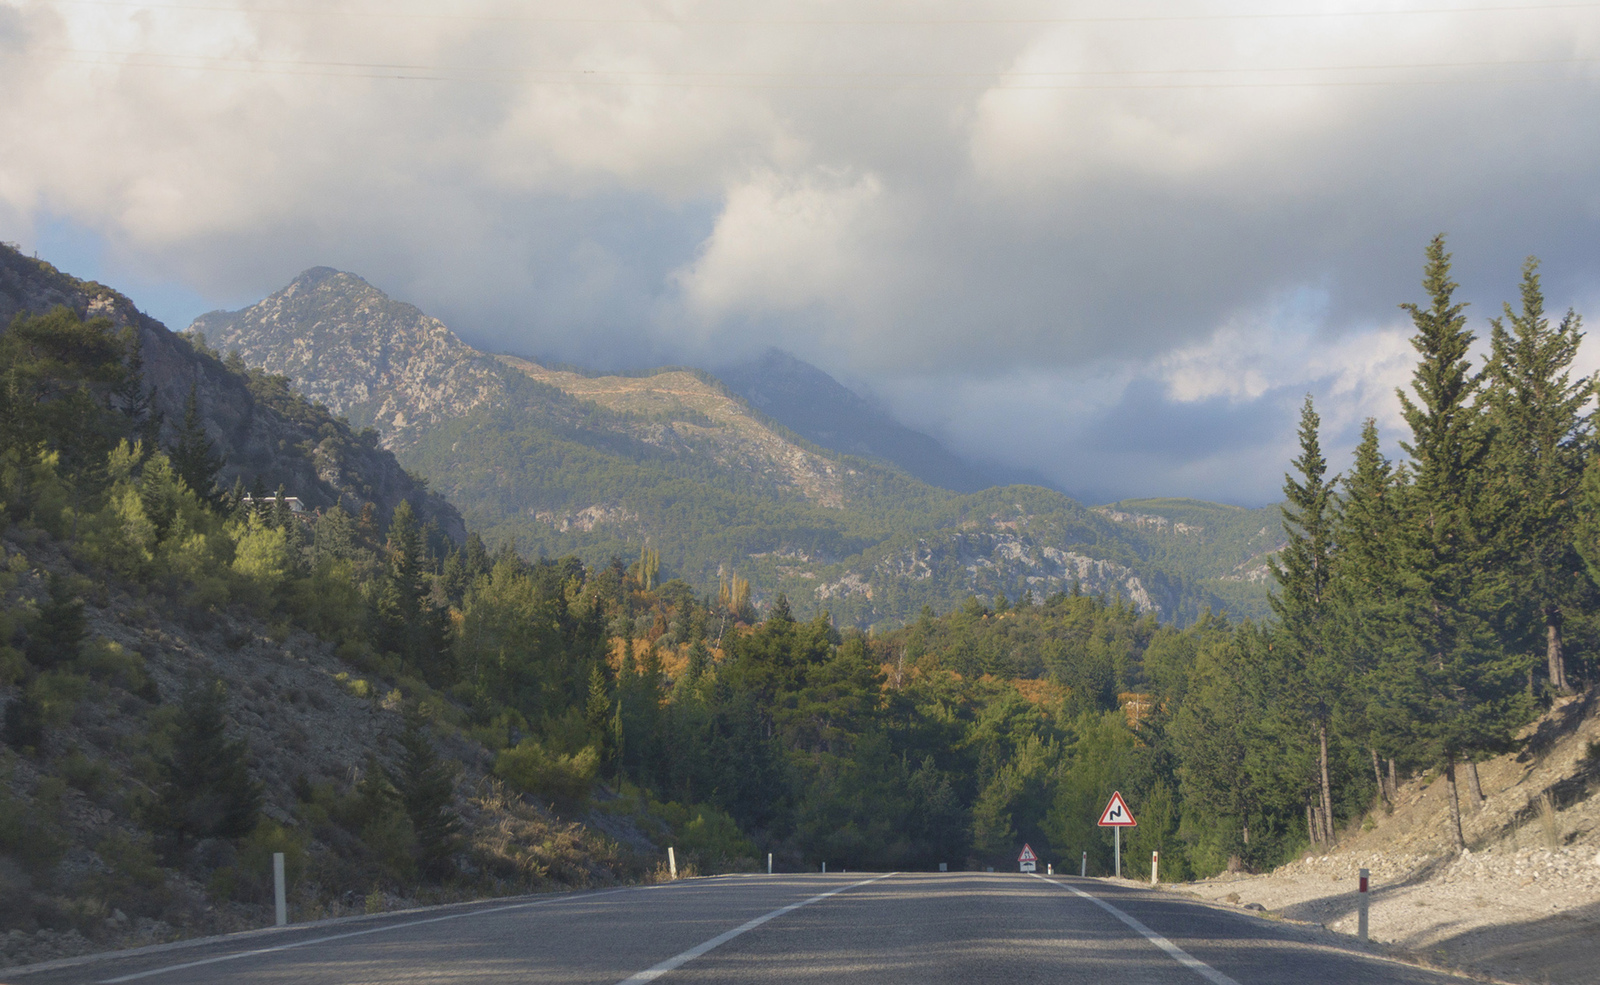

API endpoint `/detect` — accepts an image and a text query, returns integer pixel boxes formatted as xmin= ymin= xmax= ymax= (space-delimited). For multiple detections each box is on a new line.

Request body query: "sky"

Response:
xmin=4 ymin=1 xmax=1600 ymax=505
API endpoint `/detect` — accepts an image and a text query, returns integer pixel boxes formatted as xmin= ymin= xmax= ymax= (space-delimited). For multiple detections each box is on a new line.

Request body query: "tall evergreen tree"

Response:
xmin=377 ymin=501 xmax=448 ymax=682
xmin=168 ymin=383 xmax=223 ymax=505
xmin=146 ymin=679 xmax=263 ymax=851
xmin=1269 ymin=396 xmax=1342 ymax=843
xmin=1335 ymin=421 xmax=1411 ymax=786
xmin=1486 ymin=258 xmax=1592 ymax=694
xmin=390 ymin=710 xmax=461 ymax=881
xmin=26 ymin=573 xmax=86 ymax=670
xmin=1393 ymin=236 xmax=1526 ymax=850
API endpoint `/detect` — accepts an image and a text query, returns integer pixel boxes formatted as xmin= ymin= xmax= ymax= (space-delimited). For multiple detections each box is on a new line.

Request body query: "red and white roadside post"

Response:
xmin=1151 ymin=851 xmax=1159 ymax=885
xmin=1358 ymin=868 xmax=1370 ymax=942
xmin=1097 ymin=791 xmax=1137 ymax=879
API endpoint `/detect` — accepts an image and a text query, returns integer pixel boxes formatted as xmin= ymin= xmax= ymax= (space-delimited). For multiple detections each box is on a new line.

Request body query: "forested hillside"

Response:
xmin=1094 ymin=499 xmax=1285 ymax=621
xmin=2 ymin=238 xmax=1595 ymax=967
xmin=191 ymin=269 xmax=1249 ymax=628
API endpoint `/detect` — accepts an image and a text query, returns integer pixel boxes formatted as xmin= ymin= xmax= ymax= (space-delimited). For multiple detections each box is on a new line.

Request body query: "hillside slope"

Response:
xmin=715 ymin=348 xmax=1026 ymax=493
xmin=0 ymin=249 xmax=462 ymax=540
xmin=1185 ymin=693 xmax=1600 ymax=984
xmin=1095 ymin=498 xmax=1285 ymax=621
xmin=191 ymin=270 xmax=1245 ymax=627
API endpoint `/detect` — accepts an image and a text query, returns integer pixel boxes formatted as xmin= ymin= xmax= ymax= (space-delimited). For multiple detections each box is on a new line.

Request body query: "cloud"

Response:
xmin=4 ymin=0 xmax=1600 ymax=501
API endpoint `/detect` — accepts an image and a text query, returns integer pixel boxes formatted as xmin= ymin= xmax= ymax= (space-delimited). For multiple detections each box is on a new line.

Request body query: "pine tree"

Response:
xmin=26 ymin=573 xmax=85 ymax=670
xmin=1269 ymin=396 xmax=1342 ymax=843
xmin=686 ymin=639 xmax=711 ymax=683
xmin=1393 ymin=236 xmax=1527 ymax=850
xmin=167 ymin=383 xmax=223 ymax=505
xmin=1486 ymin=258 xmax=1591 ymax=694
xmin=1335 ymin=422 xmax=1413 ymax=784
xmin=377 ymin=501 xmax=448 ymax=682
xmin=389 ymin=710 xmax=461 ymax=881
xmin=585 ymin=661 xmax=615 ymax=775
xmin=146 ymin=679 xmax=263 ymax=850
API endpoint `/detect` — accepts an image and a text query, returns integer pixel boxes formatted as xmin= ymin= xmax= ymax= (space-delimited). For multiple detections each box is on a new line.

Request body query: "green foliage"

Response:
xmin=91 ymin=832 xmax=169 ymax=916
xmin=144 ymin=678 xmax=263 ymax=849
xmin=25 ymin=573 xmax=86 ymax=671
xmin=0 ymin=781 xmax=67 ymax=884
xmin=389 ymin=711 xmax=461 ymax=881
xmin=1 ymin=689 xmax=45 ymax=752
xmin=495 ymin=740 xmax=598 ymax=805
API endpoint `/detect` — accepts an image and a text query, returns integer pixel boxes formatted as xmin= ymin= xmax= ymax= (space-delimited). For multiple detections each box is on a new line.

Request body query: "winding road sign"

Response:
xmin=1098 ymin=791 xmax=1137 ymax=827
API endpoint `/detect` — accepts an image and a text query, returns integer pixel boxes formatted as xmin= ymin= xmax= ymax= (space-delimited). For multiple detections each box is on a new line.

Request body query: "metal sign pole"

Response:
xmin=1114 ymin=828 xmax=1121 ymax=878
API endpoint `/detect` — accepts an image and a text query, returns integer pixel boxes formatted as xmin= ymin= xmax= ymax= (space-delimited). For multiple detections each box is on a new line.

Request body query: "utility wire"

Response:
xmin=34 ymin=0 xmax=1600 ymax=26
xmin=9 ymin=48 xmax=1599 ymax=87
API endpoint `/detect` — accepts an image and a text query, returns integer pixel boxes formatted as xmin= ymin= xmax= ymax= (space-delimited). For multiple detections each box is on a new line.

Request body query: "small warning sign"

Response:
xmin=1018 ymin=843 xmax=1037 ymax=872
xmin=1098 ymin=791 xmax=1137 ymax=827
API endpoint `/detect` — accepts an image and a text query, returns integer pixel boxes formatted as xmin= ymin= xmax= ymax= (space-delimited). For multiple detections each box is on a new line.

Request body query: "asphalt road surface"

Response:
xmin=8 ymin=872 xmax=1471 ymax=985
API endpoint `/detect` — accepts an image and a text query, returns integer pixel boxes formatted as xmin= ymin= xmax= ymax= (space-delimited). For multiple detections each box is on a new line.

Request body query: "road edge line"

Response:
xmin=94 ymin=886 xmax=642 ymax=983
xmin=1030 ymin=873 xmax=1242 ymax=985
xmin=615 ymin=872 xmax=899 ymax=983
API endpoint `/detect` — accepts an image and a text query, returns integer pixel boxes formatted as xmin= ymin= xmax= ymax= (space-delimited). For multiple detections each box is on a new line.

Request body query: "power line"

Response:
xmin=9 ymin=48 xmax=1599 ymax=88
xmin=36 ymin=0 xmax=1600 ymax=26
xmin=17 ymin=45 xmax=1600 ymax=83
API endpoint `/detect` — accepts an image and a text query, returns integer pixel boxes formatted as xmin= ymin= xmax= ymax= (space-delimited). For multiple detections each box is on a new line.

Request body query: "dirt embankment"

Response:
xmin=1184 ymin=693 xmax=1600 ymax=984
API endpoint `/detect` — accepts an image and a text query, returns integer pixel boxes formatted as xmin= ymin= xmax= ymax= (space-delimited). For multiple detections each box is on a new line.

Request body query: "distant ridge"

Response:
xmin=187 ymin=267 xmax=1261 ymax=626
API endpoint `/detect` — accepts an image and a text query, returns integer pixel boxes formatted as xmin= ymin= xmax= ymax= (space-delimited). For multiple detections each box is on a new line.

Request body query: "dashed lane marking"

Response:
xmin=615 ymin=873 xmax=899 ymax=983
xmin=1031 ymin=873 xmax=1243 ymax=985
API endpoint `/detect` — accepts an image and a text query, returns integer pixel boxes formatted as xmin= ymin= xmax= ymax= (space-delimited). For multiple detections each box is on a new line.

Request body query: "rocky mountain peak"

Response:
xmin=189 ymin=269 xmax=502 ymax=444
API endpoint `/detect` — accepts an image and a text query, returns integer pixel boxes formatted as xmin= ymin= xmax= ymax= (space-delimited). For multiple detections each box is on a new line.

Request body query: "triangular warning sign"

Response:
xmin=1098 ymin=791 xmax=1137 ymax=827
xmin=1017 ymin=843 xmax=1037 ymax=863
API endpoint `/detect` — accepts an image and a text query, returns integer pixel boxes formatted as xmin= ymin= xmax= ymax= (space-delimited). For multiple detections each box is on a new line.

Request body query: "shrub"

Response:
xmin=495 ymin=740 xmax=598 ymax=806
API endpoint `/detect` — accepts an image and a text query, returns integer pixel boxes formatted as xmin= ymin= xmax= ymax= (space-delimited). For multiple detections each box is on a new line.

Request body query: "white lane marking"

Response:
xmin=97 ymin=886 xmax=642 ymax=983
xmin=615 ymin=872 xmax=899 ymax=983
xmin=1031 ymin=874 xmax=1243 ymax=985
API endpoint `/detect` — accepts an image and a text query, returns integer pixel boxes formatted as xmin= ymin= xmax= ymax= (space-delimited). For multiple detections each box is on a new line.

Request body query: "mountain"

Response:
xmin=1093 ymin=498 xmax=1285 ymax=621
xmin=0 ymin=249 xmax=463 ymax=541
xmin=714 ymin=349 xmax=1034 ymax=493
xmin=190 ymin=268 xmax=1258 ymax=626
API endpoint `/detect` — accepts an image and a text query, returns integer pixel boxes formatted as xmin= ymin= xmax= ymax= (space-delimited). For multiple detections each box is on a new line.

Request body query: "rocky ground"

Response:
xmin=0 ymin=529 xmax=649 ymax=970
xmin=1181 ymin=692 xmax=1600 ymax=985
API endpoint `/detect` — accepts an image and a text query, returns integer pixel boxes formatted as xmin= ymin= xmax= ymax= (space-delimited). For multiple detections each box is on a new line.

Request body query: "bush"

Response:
xmin=1 ymin=690 xmax=45 ymax=752
xmin=215 ymin=820 xmax=309 ymax=905
xmin=0 ymin=783 xmax=66 ymax=884
xmin=92 ymin=832 xmax=169 ymax=916
xmin=494 ymin=740 xmax=598 ymax=806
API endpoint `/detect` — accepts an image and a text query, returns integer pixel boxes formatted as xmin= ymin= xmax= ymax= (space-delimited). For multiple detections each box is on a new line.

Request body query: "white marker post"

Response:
xmin=668 ymin=847 xmax=677 ymax=879
xmin=1081 ymin=851 xmax=1087 ymax=877
xmin=822 ymin=862 xmax=826 ymax=873
xmin=1358 ymin=868 xmax=1370 ymax=942
xmin=768 ymin=852 xmax=773 ymax=874
xmin=272 ymin=852 xmax=287 ymax=927
xmin=1097 ymin=791 xmax=1137 ymax=880
xmin=1151 ymin=851 xmax=1159 ymax=885
xmin=1047 ymin=863 xmax=1052 ymax=875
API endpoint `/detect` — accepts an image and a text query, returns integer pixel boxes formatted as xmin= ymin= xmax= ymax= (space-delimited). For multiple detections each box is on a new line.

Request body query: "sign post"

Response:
xmin=1097 ymin=791 xmax=1137 ymax=879
xmin=1017 ymin=843 xmax=1037 ymax=873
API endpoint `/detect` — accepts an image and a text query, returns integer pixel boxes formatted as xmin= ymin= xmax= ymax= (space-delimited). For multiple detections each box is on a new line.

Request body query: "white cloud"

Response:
xmin=4 ymin=0 xmax=1600 ymax=500
xmin=674 ymin=169 xmax=887 ymax=320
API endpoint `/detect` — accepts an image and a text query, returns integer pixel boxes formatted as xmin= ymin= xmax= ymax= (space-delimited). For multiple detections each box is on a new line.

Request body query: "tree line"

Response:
xmin=2 ymin=235 xmax=1591 ymax=910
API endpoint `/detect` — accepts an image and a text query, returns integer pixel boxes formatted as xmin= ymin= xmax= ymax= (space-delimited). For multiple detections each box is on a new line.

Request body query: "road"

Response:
xmin=8 ymin=872 xmax=1470 ymax=985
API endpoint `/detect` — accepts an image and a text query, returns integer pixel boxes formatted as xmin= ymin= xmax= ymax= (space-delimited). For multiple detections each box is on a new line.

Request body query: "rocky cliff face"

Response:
xmin=190 ymin=268 xmax=504 ymax=444
xmin=0 ymin=247 xmax=463 ymax=540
